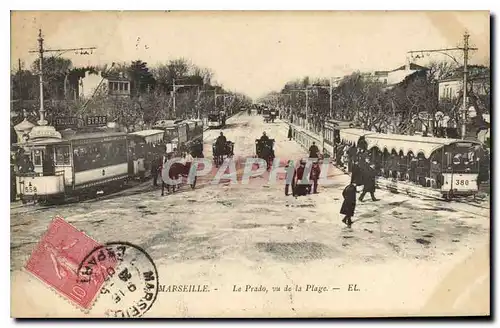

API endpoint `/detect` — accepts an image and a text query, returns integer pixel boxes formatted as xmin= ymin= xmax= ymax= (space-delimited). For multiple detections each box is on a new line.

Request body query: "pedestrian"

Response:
xmin=359 ymin=163 xmax=379 ymax=202
xmin=340 ymin=180 xmax=357 ymax=228
xmin=308 ymin=142 xmax=320 ymax=159
xmin=309 ymin=160 xmax=321 ymax=194
xmin=294 ymin=159 xmax=308 ymax=196
xmin=160 ymin=154 xmax=169 ymax=196
xmin=351 ymin=160 xmax=362 ymax=187
xmin=151 ymin=155 xmax=159 ymax=186
xmin=288 ymin=125 xmax=293 ymax=141
xmin=284 ymin=160 xmax=296 ymax=196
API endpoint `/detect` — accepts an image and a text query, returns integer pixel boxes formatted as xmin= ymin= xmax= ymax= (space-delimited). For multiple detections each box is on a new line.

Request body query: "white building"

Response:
xmin=78 ymin=71 xmax=131 ymax=99
xmin=438 ymin=68 xmax=490 ymax=102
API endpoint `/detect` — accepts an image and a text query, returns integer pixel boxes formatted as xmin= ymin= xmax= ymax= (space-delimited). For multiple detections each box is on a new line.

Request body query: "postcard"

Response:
xmin=10 ymin=10 xmax=490 ymax=318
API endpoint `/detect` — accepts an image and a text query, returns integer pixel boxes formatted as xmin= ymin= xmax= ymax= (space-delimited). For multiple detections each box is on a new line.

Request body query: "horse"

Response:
xmin=260 ymin=145 xmax=275 ymax=171
xmin=213 ymin=141 xmax=233 ymax=167
xmin=161 ymin=162 xmax=196 ymax=195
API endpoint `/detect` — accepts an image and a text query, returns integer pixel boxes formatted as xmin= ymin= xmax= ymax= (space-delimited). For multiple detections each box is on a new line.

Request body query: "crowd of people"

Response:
xmin=280 ymin=138 xmax=379 ymax=229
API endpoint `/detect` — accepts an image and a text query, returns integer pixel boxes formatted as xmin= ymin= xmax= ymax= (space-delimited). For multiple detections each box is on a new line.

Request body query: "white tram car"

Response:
xmin=16 ymin=130 xmax=130 ymax=203
xmin=330 ymin=128 xmax=485 ymax=199
xmin=207 ymin=112 xmax=225 ymax=129
xmin=128 ymin=129 xmax=165 ymax=179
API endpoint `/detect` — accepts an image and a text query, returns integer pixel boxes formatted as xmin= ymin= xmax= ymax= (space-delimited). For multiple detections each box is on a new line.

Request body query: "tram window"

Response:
xmin=73 ymin=139 xmax=128 ymax=172
xmin=55 ymin=146 xmax=70 ymax=165
xmin=33 ymin=149 xmax=42 ymax=166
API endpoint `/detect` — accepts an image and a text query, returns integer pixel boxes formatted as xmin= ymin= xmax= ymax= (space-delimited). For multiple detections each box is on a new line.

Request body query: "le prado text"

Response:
xmin=233 ymin=284 xmax=361 ymax=294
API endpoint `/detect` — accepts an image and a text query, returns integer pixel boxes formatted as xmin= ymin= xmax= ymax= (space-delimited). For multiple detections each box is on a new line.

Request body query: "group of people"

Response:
xmin=150 ymin=147 xmax=195 ymax=188
xmin=283 ymin=141 xmax=322 ymax=197
xmin=340 ymin=158 xmax=379 ymax=228
xmin=284 ymin=158 xmax=322 ymax=197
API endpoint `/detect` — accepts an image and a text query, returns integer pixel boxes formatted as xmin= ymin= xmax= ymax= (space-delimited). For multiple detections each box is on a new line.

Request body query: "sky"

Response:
xmin=11 ymin=11 xmax=490 ymax=100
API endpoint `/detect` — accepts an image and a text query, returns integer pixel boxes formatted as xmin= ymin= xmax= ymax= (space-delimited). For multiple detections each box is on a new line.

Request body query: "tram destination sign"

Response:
xmin=86 ymin=116 xmax=108 ymax=127
xmin=54 ymin=116 xmax=79 ymax=129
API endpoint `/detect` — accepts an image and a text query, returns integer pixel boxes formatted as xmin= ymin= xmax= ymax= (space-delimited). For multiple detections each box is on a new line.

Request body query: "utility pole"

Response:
xmin=290 ymin=88 xmax=313 ymax=129
xmin=173 ymin=78 xmax=176 ymax=118
xmin=462 ymin=31 xmax=470 ymax=140
xmin=407 ymin=31 xmax=477 ymax=140
xmin=329 ymin=77 xmax=333 ymax=119
xmin=29 ymin=29 xmax=96 ymax=125
xmin=18 ymin=59 xmax=22 ymax=106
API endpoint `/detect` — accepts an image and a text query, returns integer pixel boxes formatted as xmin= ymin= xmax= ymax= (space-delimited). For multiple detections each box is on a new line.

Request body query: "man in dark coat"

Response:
xmin=294 ymin=160 xmax=308 ymax=196
xmin=340 ymin=181 xmax=357 ymax=228
xmin=287 ymin=125 xmax=293 ymax=141
xmin=359 ymin=164 xmax=379 ymax=202
xmin=260 ymin=132 xmax=270 ymax=143
xmin=151 ymin=155 xmax=160 ymax=186
xmin=351 ymin=161 xmax=363 ymax=187
xmin=309 ymin=161 xmax=321 ymax=194
xmin=308 ymin=142 xmax=320 ymax=159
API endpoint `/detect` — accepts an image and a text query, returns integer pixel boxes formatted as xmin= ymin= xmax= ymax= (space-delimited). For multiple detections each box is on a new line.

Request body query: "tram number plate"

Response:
xmin=455 ymin=179 xmax=469 ymax=186
xmin=24 ymin=185 xmax=37 ymax=193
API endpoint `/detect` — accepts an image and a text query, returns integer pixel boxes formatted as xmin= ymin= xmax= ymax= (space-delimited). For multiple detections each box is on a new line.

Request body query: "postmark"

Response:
xmin=24 ymin=216 xmax=106 ymax=310
xmin=77 ymin=242 xmax=160 ymax=318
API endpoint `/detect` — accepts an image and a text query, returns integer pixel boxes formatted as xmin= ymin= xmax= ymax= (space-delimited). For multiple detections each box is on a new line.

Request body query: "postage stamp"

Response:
xmin=24 ymin=216 xmax=108 ymax=310
xmin=78 ymin=242 xmax=160 ymax=318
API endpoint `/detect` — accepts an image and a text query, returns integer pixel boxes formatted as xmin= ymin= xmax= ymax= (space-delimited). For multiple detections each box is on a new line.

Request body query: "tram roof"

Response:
xmin=153 ymin=120 xmax=177 ymax=128
xmin=66 ymin=131 xmax=128 ymax=141
xmin=15 ymin=130 xmax=128 ymax=147
xmin=364 ymin=132 xmax=483 ymax=158
xmin=129 ymin=129 xmax=165 ymax=137
xmin=339 ymin=128 xmax=374 ymax=144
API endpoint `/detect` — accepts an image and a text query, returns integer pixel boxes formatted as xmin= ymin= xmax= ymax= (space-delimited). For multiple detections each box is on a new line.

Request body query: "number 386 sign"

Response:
xmin=86 ymin=116 xmax=107 ymax=127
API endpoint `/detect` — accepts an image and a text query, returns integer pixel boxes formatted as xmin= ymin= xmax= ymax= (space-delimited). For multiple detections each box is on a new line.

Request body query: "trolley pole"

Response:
xmin=461 ymin=32 xmax=470 ymax=140
xmin=37 ymin=30 xmax=47 ymax=126
xmin=29 ymin=29 xmax=96 ymax=126
xmin=407 ymin=30 xmax=477 ymax=140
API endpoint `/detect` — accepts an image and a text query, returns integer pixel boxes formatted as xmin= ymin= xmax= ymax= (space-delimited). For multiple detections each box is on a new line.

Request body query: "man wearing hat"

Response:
xmin=294 ymin=159 xmax=309 ymax=196
xmin=359 ymin=163 xmax=379 ymax=202
xmin=309 ymin=159 xmax=321 ymax=194
xmin=340 ymin=180 xmax=357 ymax=228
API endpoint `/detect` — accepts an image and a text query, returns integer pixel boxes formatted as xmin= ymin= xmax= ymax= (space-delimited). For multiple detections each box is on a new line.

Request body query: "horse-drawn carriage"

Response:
xmin=255 ymin=138 xmax=275 ymax=170
xmin=262 ymin=109 xmax=271 ymax=123
xmin=213 ymin=140 xmax=235 ymax=167
xmin=269 ymin=109 xmax=277 ymax=122
xmin=161 ymin=140 xmax=204 ymax=195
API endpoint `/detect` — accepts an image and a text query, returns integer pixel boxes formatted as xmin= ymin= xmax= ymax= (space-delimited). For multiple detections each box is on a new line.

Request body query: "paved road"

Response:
xmin=11 ymin=112 xmax=490 ymax=317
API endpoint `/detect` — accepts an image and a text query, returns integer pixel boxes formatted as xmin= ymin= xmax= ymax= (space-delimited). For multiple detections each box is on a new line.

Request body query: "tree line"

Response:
xmin=260 ymin=61 xmax=490 ymax=138
xmin=11 ymin=57 xmax=252 ymax=131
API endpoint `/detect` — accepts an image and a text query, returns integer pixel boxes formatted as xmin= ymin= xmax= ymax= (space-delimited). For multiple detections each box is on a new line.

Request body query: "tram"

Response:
xmin=336 ymin=128 xmax=486 ymax=199
xmin=15 ymin=129 xmax=130 ymax=203
xmin=322 ymin=119 xmax=355 ymax=158
xmin=128 ymin=129 xmax=165 ymax=179
xmin=207 ymin=112 xmax=225 ymax=129
xmin=176 ymin=119 xmax=204 ymax=155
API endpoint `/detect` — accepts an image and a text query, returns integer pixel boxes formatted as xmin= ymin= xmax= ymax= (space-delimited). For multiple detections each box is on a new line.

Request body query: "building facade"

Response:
xmin=78 ymin=71 xmax=131 ymax=99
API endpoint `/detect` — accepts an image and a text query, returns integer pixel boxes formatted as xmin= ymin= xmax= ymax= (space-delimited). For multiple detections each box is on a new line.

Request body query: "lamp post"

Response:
xmin=172 ymin=77 xmax=202 ymax=119
xmin=281 ymin=93 xmax=292 ymax=121
xmin=290 ymin=88 xmax=312 ymax=129
xmin=407 ymin=31 xmax=477 ymax=140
